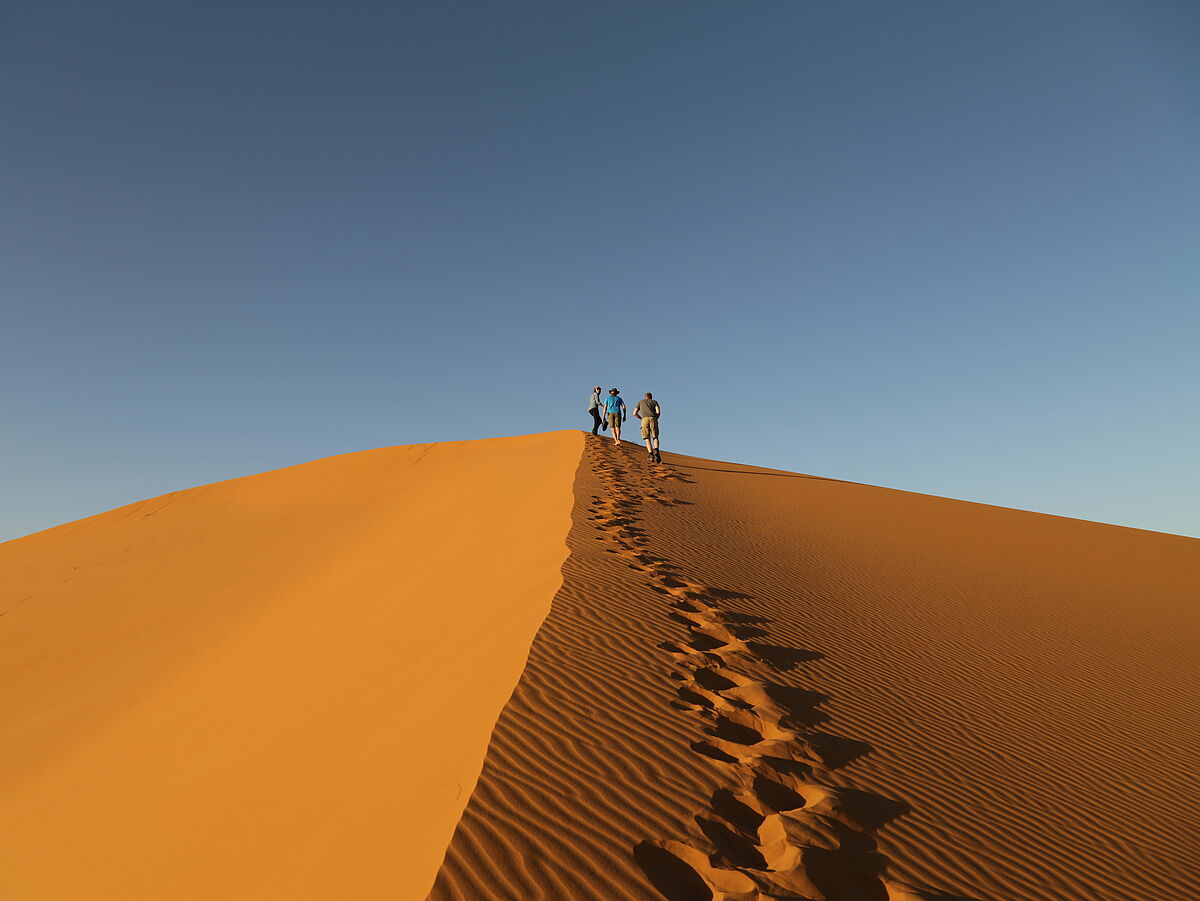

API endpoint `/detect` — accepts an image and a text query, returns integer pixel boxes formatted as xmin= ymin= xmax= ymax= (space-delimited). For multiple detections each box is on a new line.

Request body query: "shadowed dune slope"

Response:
xmin=431 ymin=438 xmax=1199 ymax=901
xmin=0 ymin=431 xmax=581 ymax=900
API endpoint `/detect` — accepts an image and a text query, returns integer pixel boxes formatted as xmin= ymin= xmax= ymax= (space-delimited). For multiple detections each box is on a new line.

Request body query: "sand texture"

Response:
xmin=431 ymin=438 xmax=1199 ymax=901
xmin=3 ymin=432 xmax=1197 ymax=900
xmin=0 ymin=432 xmax=580 ymax=899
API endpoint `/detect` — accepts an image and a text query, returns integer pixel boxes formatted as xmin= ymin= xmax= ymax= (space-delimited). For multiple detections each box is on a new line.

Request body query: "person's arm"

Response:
xmin=622 ymin=401 xmax=627 ymax=421
xmin=634 ymin=404 xmax=642 ymax=419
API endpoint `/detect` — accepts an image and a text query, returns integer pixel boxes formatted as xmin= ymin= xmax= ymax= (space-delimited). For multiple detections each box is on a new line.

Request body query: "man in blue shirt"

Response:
xmin=603 ymin=388 xmax=626 ymax=445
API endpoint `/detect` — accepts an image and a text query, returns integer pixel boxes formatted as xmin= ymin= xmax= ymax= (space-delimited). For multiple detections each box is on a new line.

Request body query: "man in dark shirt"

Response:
xmin=587 ymin=386 xmax=604 ymax=436
xmin=634 ymin=392 xmax=662 ymax=462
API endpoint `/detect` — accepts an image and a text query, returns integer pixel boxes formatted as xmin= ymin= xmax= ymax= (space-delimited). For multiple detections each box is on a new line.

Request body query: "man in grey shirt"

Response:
xmin=634 ymin=392 xmax=662 ymax=462
xmin=587 ymin=385 xmax=604 ymax=436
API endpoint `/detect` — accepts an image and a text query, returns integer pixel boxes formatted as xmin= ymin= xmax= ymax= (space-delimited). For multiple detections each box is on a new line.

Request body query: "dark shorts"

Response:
xmin=608 ymin=412 xmax=622 ymax=429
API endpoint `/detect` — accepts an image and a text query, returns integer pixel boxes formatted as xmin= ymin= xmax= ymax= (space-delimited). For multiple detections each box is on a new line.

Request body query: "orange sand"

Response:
xmin=432 ymin=438 xmax=1199 ymax=901
xmin=0 ymin=432 xmax=580 ymax=899
xmin=4 ymin=432 xmax=1198 ymax=900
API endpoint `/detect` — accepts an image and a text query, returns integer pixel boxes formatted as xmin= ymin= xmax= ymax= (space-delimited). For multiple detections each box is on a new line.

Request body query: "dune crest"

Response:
xmin=0 ymin=432 xmax=581 ymax=900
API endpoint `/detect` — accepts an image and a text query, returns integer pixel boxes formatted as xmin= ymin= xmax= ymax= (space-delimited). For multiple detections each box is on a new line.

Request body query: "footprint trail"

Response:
xmin=585 ymin=439 xmax=972 ymax=901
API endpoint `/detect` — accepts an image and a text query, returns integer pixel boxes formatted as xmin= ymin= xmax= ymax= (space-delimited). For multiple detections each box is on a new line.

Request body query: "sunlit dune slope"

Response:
xmin=432 ymin=439 xmax=1199 ymax=901
xmin=0 ymin=431 xmax=581 ymax=900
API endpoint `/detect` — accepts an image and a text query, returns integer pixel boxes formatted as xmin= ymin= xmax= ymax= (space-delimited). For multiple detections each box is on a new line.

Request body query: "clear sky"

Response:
xmin=2 ymin=0 xmax=1198 ymax=541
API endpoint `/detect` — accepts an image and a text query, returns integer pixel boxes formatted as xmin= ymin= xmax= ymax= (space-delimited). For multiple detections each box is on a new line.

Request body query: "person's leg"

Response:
xmin=590 ymin=408 xmax=601 ymax=435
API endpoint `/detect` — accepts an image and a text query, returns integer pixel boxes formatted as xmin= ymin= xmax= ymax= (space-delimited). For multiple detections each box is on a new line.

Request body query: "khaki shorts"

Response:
xmin=640 ymin=416 xmax=659 ymax=439
xmin=608 ymin=412 xmax=623 ymax=429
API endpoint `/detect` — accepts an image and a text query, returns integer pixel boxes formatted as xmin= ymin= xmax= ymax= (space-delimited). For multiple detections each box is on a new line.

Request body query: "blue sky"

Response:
xmin=2 ymin=0 xmax=1198 ymax=541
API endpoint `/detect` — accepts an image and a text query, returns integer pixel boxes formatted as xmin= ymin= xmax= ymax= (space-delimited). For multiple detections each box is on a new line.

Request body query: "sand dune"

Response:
xmin=0 ymin=432 xmax=580 ymax=899
xmin=431 ymin=438 xmax=1199 ymax=901
xmin=3 ymin=432 xmax=1197 ymax=899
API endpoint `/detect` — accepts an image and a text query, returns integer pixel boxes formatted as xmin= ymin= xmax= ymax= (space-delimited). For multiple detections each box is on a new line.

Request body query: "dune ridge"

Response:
xmin=428 ymin=441 xmax=724 ymax=899
xmin=431 ymin=438 xmax=1199 ymax=900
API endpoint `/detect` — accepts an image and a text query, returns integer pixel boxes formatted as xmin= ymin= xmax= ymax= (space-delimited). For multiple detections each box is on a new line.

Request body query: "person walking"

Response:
xmin=634 ymin=392 xmax=662 ymax=462
xmin=603 ymin=388 xmax=626 ymax=445
xmin=587 ymin=385 xmax=604 ymax=436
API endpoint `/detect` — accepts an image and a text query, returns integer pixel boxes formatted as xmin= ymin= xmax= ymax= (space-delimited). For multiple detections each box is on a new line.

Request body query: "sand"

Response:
xmin=3 ymin=432 xmax=1197 ymax=900
xmin=432 ymin=438 xmax=1199 ymax=901
xmin=0 ymin=432 xmax=580 ymax=899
